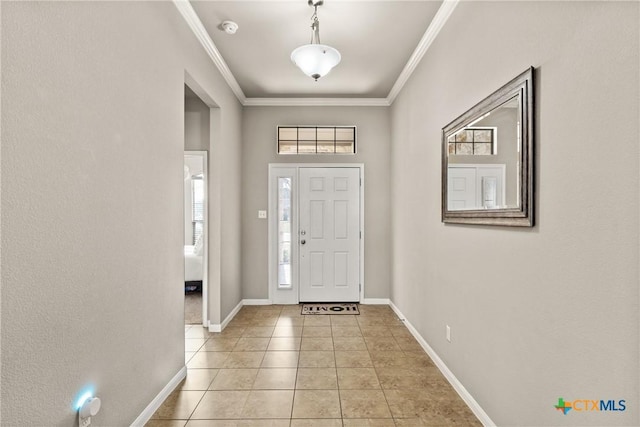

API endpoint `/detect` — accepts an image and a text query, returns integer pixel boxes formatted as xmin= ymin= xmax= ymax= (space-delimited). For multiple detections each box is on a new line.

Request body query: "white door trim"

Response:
xmin=268 ymin=163 xmax=365 ymax=304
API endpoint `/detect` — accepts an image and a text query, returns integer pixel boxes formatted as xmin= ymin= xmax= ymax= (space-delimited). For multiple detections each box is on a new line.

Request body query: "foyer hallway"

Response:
xmin=147 ymin=304 xmax=481 ymax=426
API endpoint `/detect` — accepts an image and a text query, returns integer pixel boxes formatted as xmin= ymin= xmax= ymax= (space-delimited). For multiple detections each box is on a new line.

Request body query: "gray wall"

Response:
xmin=1 ymin=2 xmax=243 ymax=425
xmin=390 ymin=1 xmax=639 ymax=426
xmin=242 ymin=106 xmax=391 ymax=301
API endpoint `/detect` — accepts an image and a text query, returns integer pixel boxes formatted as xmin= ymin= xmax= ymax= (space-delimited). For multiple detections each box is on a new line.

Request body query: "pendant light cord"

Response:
xmin=309 ymin=6 xmax=321 ymax=45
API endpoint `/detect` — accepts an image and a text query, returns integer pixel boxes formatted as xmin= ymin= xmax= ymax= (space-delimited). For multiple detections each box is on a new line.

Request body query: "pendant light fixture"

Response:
xmin=291 ymin=0 xmax=341 ymax=81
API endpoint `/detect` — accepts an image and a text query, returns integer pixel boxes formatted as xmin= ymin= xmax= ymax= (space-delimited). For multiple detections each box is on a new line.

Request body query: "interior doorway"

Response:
xmin=184 ymin=152 xmax=208 ymax=326
xmin=184 ymin=83 xmax=212 ymax=327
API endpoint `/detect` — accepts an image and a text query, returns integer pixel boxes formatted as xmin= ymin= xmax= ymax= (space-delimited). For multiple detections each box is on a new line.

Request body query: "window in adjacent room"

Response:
xmin=191 ymin=175 xmax=204 ymax=244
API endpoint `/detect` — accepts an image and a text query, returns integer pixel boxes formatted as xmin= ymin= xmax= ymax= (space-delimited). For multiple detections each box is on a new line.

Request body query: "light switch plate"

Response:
xmin=258 ymin=210 xmax=267 ymax=219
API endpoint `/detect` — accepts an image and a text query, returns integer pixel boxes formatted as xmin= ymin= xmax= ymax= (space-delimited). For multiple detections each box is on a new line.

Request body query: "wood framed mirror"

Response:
xmin=442 ymin=67 xmax=534 ymax=227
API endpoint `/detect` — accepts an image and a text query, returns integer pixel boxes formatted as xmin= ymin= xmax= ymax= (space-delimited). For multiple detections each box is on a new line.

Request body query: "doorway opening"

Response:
xmin=183 ymin=82 xmax=212 ymax=328
xmin=184 ymin=153 xmax=208 ymax=325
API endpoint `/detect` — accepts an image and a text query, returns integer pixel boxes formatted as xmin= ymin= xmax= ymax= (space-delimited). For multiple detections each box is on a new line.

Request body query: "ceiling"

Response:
xmin=181 ymin=1 xmax=456 ymax=105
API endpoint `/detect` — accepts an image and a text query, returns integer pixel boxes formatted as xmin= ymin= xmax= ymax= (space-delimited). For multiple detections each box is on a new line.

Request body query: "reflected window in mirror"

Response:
xmin=447 ymin=127 xmax=496 ymax=155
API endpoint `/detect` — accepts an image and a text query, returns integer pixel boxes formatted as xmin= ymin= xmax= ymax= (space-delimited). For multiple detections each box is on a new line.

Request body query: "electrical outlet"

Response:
xmin=258 ymin=210 xmax=267 ymax=219
xmin=446 ymin=325 xmax=451 ymax=342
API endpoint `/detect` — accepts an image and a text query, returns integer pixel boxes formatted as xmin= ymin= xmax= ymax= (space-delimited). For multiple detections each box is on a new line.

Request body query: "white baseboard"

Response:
xmin=361 ymin=298 xmax=390 ymax=305
xmin=209 ymin=300 xmax=244 ymax=332
xmin=243 ymin=299 xmax=273 ymax=305
xmin=130 ymin=365 xmax=187 ymax=427
xmin=388 ymin=301 xmax=496 ymax=427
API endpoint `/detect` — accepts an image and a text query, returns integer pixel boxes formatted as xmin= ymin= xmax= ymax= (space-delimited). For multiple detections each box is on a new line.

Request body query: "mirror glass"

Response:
xmin=442 ymin=67 xmax=534 ymax=227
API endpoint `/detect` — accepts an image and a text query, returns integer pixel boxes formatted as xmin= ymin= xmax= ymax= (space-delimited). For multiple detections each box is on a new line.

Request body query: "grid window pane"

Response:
xmin=335 ymin=141 xmax=353 ymax=153
xmin=279 ymin=127 xmax=297 ymax=141
xmin=317 ymin=141 xmax=335 ymax=153
xmin=456 ymin=143 xmax=473 ymax=155
xmin=278 ymin=141 xmax=297 ymax=154
xmin=448 ymin=127 xmax=495 ymax=157
xmin=335 ymin=127 xmax=354 ymax=142
xmin=317 ymin=128 xmax=335 ymax=141
xmin=298 ymin=140 xmax=316 ymax=153
xmin=277 ymin=126 xmax=355 ymax=154
xmin=298 ymin=128 xmax=316 ymax=141
xmin=474 ymin=129 xmax=492 ymax=142
xmin=456 ymin=131 xmax=473 ymax=142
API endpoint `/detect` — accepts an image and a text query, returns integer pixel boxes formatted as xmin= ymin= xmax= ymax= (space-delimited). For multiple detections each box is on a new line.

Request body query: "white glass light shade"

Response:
xmin=291 ymin=44 xmax=341 ymax=80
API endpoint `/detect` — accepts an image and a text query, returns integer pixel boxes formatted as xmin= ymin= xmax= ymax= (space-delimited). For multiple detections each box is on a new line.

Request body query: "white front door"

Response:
xmin=299 ymin=167 xmax=360 ymax=302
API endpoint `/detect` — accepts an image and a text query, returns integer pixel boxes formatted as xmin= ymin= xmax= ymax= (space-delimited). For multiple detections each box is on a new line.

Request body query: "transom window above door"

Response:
xmin=278 ymin=126 xmax=356 ymax=154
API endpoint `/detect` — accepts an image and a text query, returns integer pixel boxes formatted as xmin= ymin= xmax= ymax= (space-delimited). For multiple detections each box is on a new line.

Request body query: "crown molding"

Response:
xmin=173 ymin=0 xmax=246 ymax=104
xmin=386 ymin=0 xmax=459 ymax=104
xmin=243 ymin=97 xmax=390 ymax=107
xmin=176 ymin=0 xmax=458 ymax=107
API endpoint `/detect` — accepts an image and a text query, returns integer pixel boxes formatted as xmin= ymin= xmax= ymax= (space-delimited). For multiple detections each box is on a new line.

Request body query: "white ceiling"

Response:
xmin=186 ymin=0 xmax=448 ymax=103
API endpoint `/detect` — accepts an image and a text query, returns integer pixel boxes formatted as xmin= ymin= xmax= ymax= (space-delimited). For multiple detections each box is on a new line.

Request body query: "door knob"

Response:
xmin=301 ymin=239 xmax=306 ymax=245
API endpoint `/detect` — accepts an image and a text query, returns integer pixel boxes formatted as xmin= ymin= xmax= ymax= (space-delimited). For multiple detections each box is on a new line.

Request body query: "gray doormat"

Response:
xmin=301 ymin=303 xmax=359 ymax=315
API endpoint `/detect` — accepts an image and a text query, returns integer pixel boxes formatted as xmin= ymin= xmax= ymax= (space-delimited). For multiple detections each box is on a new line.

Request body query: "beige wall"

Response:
xmin=1 ymin=2 xmax=242 ymax=425
xmin=215 ymin=105 xmax=243 ymax=319
xmin=391 ymin=1 xmax=639 ymax=425
xmin=241 ymin=106 xmax=391 ymax=301
xmin=185 ymin=95 xmax=211 ymax=151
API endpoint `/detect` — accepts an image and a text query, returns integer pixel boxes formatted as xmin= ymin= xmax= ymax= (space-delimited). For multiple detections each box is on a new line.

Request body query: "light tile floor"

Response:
xmin=147 ymin=305 xmax=482 ymax=427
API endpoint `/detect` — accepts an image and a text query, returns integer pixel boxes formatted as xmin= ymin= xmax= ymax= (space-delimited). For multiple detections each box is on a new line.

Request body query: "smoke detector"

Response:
xmin=221 ymin=21 xmax=239 ymax=35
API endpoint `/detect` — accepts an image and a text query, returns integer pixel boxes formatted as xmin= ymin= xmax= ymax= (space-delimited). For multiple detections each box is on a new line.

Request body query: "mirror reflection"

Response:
xmin=446 ymin=95 xmax=520 ymax=211
xmin=441 ymin=66 xmax=533 ymax=227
